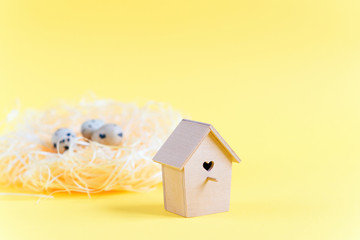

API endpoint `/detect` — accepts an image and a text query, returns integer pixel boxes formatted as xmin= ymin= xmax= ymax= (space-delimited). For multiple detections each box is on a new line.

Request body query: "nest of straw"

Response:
xmin=0 ymin=98 xmax=182 ymax=195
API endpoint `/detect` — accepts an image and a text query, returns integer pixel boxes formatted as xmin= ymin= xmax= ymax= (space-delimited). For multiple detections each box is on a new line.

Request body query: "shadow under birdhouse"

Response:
xmin=105 ymin=202 xmax=178 ymax=218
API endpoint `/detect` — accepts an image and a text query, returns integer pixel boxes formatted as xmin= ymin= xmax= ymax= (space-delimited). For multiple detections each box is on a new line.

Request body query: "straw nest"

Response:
xmin=0 ymin=98 xmax=182 ymax=195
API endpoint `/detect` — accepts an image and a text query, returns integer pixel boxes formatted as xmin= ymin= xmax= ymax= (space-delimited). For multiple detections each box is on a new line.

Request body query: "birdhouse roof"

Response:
xmin=153 ymin=119 xmax=241 ymax=169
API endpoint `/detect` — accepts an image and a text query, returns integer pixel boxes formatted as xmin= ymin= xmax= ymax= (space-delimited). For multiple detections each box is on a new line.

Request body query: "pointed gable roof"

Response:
xmin=153 ymin=119 xmax=241 ymax=169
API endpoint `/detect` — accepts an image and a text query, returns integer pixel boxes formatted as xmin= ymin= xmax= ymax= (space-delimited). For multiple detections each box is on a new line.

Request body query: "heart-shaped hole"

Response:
xmin=203 ymin=161 xmax=214 ymax=171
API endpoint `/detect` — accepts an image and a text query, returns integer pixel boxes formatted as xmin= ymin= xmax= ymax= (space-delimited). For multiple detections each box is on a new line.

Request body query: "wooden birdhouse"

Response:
xmin=153 ymin=119 xmax=241 ymax=217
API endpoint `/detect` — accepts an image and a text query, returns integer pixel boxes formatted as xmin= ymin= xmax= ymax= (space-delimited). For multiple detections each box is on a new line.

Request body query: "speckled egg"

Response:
xmin=91 ymin=123 xmax=124 ymax=146
xmin=51 ymin=128 xmax=77 ymax=153
xmin=81 ymin=119 xmax=105 ymax=139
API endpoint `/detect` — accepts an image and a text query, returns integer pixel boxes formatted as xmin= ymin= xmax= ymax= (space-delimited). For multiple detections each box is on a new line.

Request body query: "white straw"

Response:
xmin=0 ymin=97 xmax=182 ymax=196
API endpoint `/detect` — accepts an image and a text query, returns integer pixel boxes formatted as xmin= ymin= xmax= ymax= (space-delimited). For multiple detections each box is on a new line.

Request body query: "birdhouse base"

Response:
xmin=165 ymin=207 xmax=230 ymax=218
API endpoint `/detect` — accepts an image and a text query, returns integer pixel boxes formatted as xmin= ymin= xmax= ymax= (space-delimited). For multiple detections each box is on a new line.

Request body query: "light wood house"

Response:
xmin=153 ymin=119 xmax=241 ymax=217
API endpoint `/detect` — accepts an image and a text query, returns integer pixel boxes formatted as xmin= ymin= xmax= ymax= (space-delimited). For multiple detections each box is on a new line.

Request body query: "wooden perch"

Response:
xmin=207 ymin=177 xmax=218 ymax=182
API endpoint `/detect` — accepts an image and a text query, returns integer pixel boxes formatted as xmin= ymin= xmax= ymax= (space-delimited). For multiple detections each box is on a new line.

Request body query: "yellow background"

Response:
xmin=0 ymin=0 xmax=359 ymax=239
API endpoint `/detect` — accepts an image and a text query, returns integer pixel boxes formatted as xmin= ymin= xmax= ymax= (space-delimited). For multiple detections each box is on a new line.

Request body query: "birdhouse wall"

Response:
xmin=183 ymin=132 xmax=233 ymax=217
xmin=161 ymin=165 xmax=186 ymax=216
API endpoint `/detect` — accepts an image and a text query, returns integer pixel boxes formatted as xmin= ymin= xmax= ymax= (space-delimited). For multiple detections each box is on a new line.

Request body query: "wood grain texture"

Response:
xmin=153 ymin=119 xmax=210 ymax=169
xmin=153 ymin=119 xmax=240 ymax=169
xmin=162 ymin=165 xmax=186 ymax=216
xmin=155 ymin=119 xmax=240 ymax=217
xmin=209 ymin=125 xmax=241 ymax=163
xmin=184 ymin=133 xmax=232 ymax=217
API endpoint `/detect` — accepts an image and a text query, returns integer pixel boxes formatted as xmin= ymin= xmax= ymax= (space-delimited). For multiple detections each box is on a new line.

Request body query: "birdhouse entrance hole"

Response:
xmin=203 ymin=161 xmax=214 ymax=171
